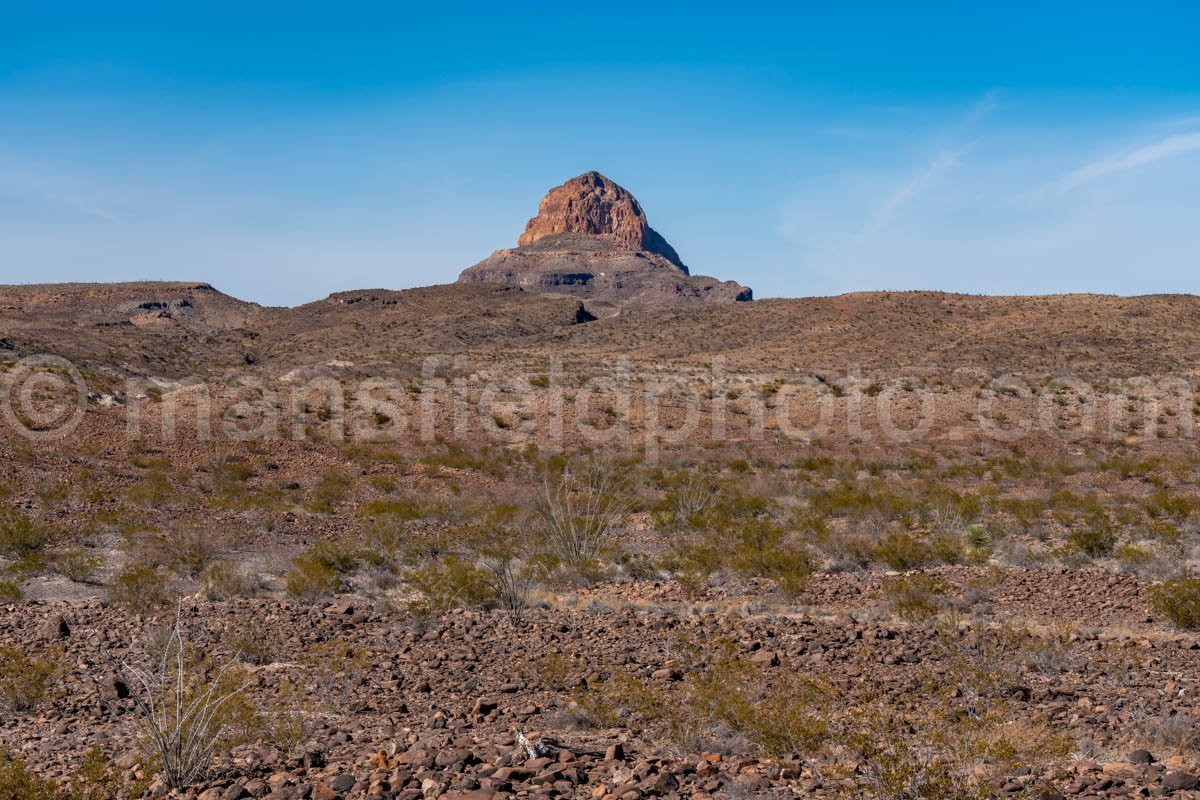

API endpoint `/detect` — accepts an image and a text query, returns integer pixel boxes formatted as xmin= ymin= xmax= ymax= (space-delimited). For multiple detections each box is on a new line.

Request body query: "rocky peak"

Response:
xmin=458 ymin=171 xmax=751 ymax=307
xmin=517 ymin=171 xmax=686 ymax=271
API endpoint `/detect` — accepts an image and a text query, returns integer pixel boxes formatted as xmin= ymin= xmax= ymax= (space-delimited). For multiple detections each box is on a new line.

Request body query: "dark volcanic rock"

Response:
xmin=458 ymin=172 xmax=751 ymax=307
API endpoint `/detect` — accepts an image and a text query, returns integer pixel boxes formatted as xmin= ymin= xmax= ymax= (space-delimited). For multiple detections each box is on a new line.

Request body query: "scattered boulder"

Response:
xmin=36 ymin=614 xmax=70 ymax=641
xmin=1163 ymin=771 xmax=1199 ymax=793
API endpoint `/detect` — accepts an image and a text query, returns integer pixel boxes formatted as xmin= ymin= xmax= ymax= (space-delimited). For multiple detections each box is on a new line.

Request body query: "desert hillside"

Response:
xmin=4 ymin=280 xmax=1200 ymax=800
xmin=4 ymin=282 xmax=1200 ymax=379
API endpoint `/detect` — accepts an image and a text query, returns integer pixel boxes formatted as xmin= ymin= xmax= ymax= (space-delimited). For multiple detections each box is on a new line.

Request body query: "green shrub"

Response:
xmin=106 ymin=562 xmax=174 ymax=614
xmin=211 ymin=456 xmax=255 ymax=487
xmin=52 ymin=550 xmax=103 ymax=584
xmin=124 ymin=471 xmax=175 ymax=508
xmin=664 ymin=537 xmax=724 ymax=599
xmin=1 ymin=742 xmax=179 ymax=798
xmin=929 ymin=532 xmax=967 ymax=565
xmin=874 ymin=532 xmax=934 ymax=571
xmin=1067 ymin=517 xmax=1118 ymax=557
xmin=305 ymin=539 xmax=360 ymax=573
xmin=881 ymin=573 xmax=950 ymax=622
xmin=0 ymin=508 xmax=56 ymax=558
xmin=284 ymin=540 xmax=359 ymax=601
xmin=406 ymin=554 xmax=492 ymax=614
xmin=307 ymin=471 xmax=350 ymax=513
xmin=574 ymin=641 xmax=832 ymax=758
xmin=0 ymin=645 xmax=59 ymax=712
xmin=726 ymin=517 xmax=810 ymax=597
xmin=67 ymin=749 xmax=126 ymax=800
xmin=0 ymin=749 xmax=60 ymax=799
xmin=369 ymin=475 xmax=399 ymax=493
xmin=225 ymin=622 xmax=283 ymax=666
xmin=129 ymin=529 xmax=223 ymax=579
xmin=200 ymin=561 xmax=259 ymax=601
xmin=1148 ymin=577 xmax=1200 ymax=629
xmin=0 ymin=581 xmax=22 ymax=603
xmin=357 ymin=498 xmax=424 ymax=520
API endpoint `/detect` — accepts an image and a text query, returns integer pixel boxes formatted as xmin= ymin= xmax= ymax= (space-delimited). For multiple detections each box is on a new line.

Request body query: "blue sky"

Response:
xmin=1 ymin=2 xmax=1198 ymax=305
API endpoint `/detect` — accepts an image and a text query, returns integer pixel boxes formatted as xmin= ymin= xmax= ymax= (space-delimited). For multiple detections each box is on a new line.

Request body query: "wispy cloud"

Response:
xmin=958 ymin=90 xmax=1000 ymax=131
xmin=872 ymin=150 xmax=958 ymax=228
xmin=1054 ymin=130 xmax=1200 ymax=191
xmin=867 ymin=93 xmax=999 ymax=229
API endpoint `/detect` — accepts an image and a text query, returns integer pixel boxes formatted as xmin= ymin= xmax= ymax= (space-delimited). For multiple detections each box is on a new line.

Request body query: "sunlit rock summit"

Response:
xmin=458 ymin=171 xmax=752 ymax=308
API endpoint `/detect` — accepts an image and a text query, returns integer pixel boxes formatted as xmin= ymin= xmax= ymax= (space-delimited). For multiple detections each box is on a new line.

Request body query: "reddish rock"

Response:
xmin=517 ymin=171 xmax=684 ymax=268
xmin=458 ymin=171 xmax=751 ymax=306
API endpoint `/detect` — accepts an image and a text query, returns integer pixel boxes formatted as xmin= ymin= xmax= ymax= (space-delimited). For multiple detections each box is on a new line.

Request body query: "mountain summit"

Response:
xmin=458 ymin=171 xmax=751 ymax=309
xmin=517 ymin=171 xmax=686 ymax=270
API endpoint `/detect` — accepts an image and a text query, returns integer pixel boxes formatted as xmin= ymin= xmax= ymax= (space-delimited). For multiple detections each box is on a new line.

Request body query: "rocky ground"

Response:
xmin=5 ymin=568 xmax=1200 ymax=799
xmin=6 ymin=281 xmax=1200 ymax=798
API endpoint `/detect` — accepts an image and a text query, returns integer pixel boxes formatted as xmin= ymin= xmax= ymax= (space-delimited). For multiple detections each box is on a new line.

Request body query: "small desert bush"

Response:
xmin=200 ymin=561 xmax=260 ymax=601
xmin=807 ymin=481 xmax=912 ymax=523
xmin=663 ymin=538 xmax=723 ymax=599
xmin=357 ymin=497 xmax=425 ymax=520
xmin=34 ymin=483 xmax=70 ymax=509
xmin=661 ymin=488 xmax=807 ymax=596
xmin=1067 ymin=515 xmax=1118 ymax=557
xmin=65 ymin=749 xmax=127 ymax=800
xmin=836 ymin=623 xmax=1073 ymax=799
xmin=124 ymin=470 xmax=176 ymax=508
xmin=1148 ymin=577 xmax=1200 ymax=629
xmin=301 ymin=640 xmax=371 ymax=711
xmin=307 ymin=471 xmax=351 ymax=513
xmin=284 ymin=540 xmax=359 ymax=602
xmin=129 ymin=529 xmax=224 ymax=579
xmin=406 ymin=554 xmax=493 ymax=615
xmin=1136 ymin=709 xmax=1200 ymax=752
xmin=225 ymin=621 xmax=284 ymax=666
xmin=0 ymin=508 xmax=54 ymax=554
xmin=210 ymin=455 xmax=255 ymax=489
xmin=0 ymin=749 xmax=59 ymax=799
xmin=651 ymin=473 xmax=721 ymax=531
xmin=0 ymin=747 xmax=126 ymax=800
xmin=0 ymin=645 xmax=59 ymax=712
xmin=0 ymin=580 xmax=22 ymax=603
xmin=873 ymin=531 xmax=935 ymax=571
xmin=842 ymin=706 xmax=1070 ymax=800
xmin=52 ymin=549 xmax=103 ymax=584
xmin=107 ymin=562 xmax=175 ymax=614
xmin=421 ymin=441 xmax=519 ymax=479
xmin=725 ymin=517 xmax=810 ymax=596
xmin=881 ymin=573 xmax=950 ymax=622
xmin=574 ymin=641 xmax=832 ymax=758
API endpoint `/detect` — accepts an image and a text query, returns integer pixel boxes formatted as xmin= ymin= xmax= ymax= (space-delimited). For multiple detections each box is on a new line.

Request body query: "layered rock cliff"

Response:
xmin=458 ymin=172 xmax=751 ymax=307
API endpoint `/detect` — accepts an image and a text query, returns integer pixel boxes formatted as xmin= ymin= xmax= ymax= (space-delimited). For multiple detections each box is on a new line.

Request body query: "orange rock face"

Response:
xmin=459 ymin=170 xmax=751 ymax=306
xmin=517 ymin=171 xmax=685 ymax=270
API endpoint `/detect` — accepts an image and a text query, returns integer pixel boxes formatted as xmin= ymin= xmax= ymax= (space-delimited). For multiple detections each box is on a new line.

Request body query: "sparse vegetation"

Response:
xmin=9 ymin=283 xmax=1200 ymax=797
xmin=284 ymin=540 xmax=358 ymax=601
xmin=1148 ymin=576 xmax=1200 ymax=629
xmin=0 ymin=646 xmax=59 ymax=712
xmin=881 ymin=573 xmax=950 ymax=622
xmin=535 ymin=457 xmax=631 ymax=571
xmin=106 ymin=562 xmax=175 ymax=614
xmin=121 ymin=620 xmax=252 ymax=790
